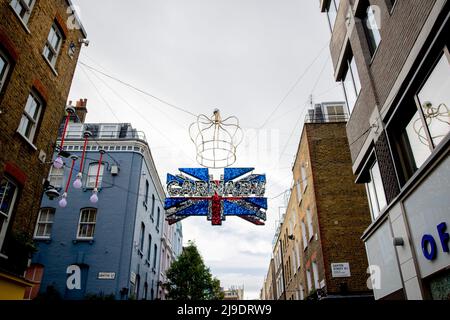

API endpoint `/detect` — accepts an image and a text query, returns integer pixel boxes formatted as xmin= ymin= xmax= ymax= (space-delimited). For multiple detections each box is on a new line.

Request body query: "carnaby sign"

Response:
xmin=164 ymin=168 xmax=267 ymax=226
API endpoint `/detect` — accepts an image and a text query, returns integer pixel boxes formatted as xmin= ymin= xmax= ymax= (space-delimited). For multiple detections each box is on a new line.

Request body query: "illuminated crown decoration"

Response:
xmin=189 ymin=109 xmax=243 ymax=169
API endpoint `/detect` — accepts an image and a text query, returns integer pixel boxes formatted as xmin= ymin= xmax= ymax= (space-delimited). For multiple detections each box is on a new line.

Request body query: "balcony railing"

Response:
xmin=58 ymin=123 xmax=147 ymax=142
xmin=304 ymin=113 xmax=349 ymax=123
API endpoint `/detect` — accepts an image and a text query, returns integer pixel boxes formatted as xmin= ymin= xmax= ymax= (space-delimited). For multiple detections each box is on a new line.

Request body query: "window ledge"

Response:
xmin=9 ymin=5 xmax=32 ymax=35
xmin=34 ymin=237 xmax=52 ymax=243
xmin=73 ymin=238 xmax=95 ymax=244
xmin=16 ymin=131 xmax=38 ymax=151
xmin=41 ymin=54 xmax=59 ymax=76
xmin=0 ymin=253 xmax=8 ymax=260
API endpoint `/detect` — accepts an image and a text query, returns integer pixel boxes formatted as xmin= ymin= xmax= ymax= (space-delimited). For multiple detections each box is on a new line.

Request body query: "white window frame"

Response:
xmin=342 ymin=55 xmax=362 ymax=115
xmin=0 ymin=177 xmax=19 ymax=252
xmin=326 ymin=0 xmax=340 ymax=32
xmin=312 ymin=261 xmax=320 ymax=290
xmin=296 ymin=179 xmax=302 ymax=204
xmin=76 ymin=208 xmax=97 ymax=240
xmin=48 ymin=166 xmax=64 ymax=189
xmin=324 ymin=104 xmax=346 ymax=122
xmin=301 ymin=220 xmax=308 ymax=250
xmin=86 ymin=163 xmax=105 ymax=189
xmin=34 ymin=208 xmax=55 ymax=239
xmin=365 ymin=159 xmax=387 ymax=221
xmin=10 ymin=0 xmax=35 ymax=25
xmin=17 ymin=91 xmax=43 ymax=142
xmin=306 ymin=269 xmax=312 ymax=293
xmin=306 ymin=208 xmax=314 ymax=241
xmin=66 ymin=123 xmax=84 ymax=139
xmin=0 ymin=49 xmax=11 ymax=92
xmin=301 ymin=164 xmax=308 ymax=193
xmin=43 ymin=23 xmax=63 ymax=67
xmin=100 ymin=125 xmax=119 ymax=138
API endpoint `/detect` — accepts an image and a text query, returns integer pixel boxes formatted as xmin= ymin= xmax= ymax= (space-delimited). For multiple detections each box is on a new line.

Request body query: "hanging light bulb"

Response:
xmin=59 ymin=193 xmax=68 ymax=208
xmin=53 ymin=156 xmax=64 ymax=169
xmin=73 ymin=173 xmax=83 ymax=189
xmin=90 ymin=188 xmax=99 ymax=204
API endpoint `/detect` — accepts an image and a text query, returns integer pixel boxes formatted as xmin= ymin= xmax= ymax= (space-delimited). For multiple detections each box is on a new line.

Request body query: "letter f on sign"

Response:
xmin=66 ymin=265 xmax=81 ymax=290
xmin=437 ymin=222 xmax=449 ymax=253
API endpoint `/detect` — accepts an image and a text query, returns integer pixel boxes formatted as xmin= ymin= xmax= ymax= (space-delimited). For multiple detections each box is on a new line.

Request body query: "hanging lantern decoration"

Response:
xmin=59 ymin=155 xmax=78 ymax=208
xmin=73 ymin=131 xmax=92 ymax=189
xmin=53 ymin=106 xmax=75 ymax=169
xmin=189 ymin=109 xmax=244 ymax=168
xmin=90 ymin=150 xmax=105 ymax=204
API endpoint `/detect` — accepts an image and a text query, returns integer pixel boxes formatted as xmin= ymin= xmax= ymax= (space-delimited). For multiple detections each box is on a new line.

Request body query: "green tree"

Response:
xmin=165 ymin=241 xmax=224 ymax=300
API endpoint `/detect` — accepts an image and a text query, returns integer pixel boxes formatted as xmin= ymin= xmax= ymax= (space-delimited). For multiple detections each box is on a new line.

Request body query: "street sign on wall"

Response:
xmin=331 ymin=263 xmax=351 ymax=278
xmin=164 ymin=167 xmax=267 ymax=226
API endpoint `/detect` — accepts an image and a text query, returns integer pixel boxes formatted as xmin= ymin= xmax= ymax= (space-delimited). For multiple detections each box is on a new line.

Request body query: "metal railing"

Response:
xmin=304 ymin=113 xmax=349 ymax=124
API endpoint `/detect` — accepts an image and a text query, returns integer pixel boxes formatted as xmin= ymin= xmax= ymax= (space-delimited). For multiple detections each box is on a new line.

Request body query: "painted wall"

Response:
xmin=33 ymin=147 xmax=163 ymax=300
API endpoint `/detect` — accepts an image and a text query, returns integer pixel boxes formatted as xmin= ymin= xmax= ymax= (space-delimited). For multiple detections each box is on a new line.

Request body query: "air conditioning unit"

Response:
xmin=111 ymin=165 xmax=119 ymax=176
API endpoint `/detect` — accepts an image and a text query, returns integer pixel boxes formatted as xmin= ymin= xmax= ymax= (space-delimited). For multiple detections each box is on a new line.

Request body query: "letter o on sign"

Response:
xmin=422 ymin=234 xmax=437 ymax=261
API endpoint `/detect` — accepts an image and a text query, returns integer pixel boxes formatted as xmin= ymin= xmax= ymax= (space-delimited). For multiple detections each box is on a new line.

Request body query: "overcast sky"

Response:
xmin=69 ymin=0 xmax=344 ymax=299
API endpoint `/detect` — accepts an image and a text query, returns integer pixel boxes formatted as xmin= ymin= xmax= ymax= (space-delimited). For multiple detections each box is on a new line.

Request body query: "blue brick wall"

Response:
xmin=33 ymin=148 xmax=163 ymax=300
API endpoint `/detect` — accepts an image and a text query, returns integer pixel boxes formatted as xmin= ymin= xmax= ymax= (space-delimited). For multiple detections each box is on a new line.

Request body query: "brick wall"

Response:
xmin=0 ymin=0 xmax=86 ymax=273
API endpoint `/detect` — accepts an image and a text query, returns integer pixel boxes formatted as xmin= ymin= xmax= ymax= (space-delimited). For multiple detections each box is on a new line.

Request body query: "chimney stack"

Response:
xmin=73 ymin=98 xmax=88 ymax=123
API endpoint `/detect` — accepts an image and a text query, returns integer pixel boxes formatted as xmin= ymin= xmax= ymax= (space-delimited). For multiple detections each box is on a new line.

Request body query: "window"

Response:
xmin=0 ymin=49 xmax=11 ymax=92
xmin=301 ymin=164 xmax=308 ymax=192
xmin=416 ymin=53 xmax=450 ymax=148
xmin=296 ymin=241 xmax=301 ymax=268
xmin=66 ymin=123 xmax=84 ymax=138
xmin=156 ymin=207 xmax=160 ymax=231
xmin=342 ymin=55 xmax=361 ymax=115
xmin=0 ymin=177 xmax=18 ymax=251
xmin=144 ymin=180 xmax=149 ymax=207
xmin=43 ymin=23 xmax=63 ymax=67
xmin=326 ymin=0 xmax=340 ymax=31
xmin=48 ymin=166 xmax=64 ymax=189
xmin=296 ymin=179 xmax=302 ymax=203
xmin=301 ymin=220 xmax=308 ymax=250
xmin=153 ymin=244 xmax=158 ymax=269
xmin=362 ymin=4 xmax=381 ymax=56
xmin=87 ymin=163 xmax=105 ymax=188
xmin=100 ymin=125 xmax=119 ymax=138
xmin=306 ymin=269 xmax=312 ymax=293
xmin=366 ymin=160 xmax=387 ymax=220
xmin=147 ymin=234 xmax=152 ymax=261
xmin=34 ymin=208 xmax=55 ymax=239
xmin=17 ymin=92 xmax=43 ymax=142
xmin=77 ymin=208 xmax=97 ymax=239
xmin=325 ymin=104 xmax=346 ymax=122
xmin=151 ymin=194 xmax=155 ymax=218
xmin=299 ymin=284 xmax=305 ymax=300
xmin=306 ymin=208 xmax=314 ymax=240
xmin=312 ymin=261 xmax=320 ymax=289
xmin=10 ymin=0 xmax=35 ymax=24
xmin=139 ymin=223 xmax=145 ymax=252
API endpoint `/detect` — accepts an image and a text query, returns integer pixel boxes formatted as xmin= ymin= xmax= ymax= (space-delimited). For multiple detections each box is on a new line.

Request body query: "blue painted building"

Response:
xmin=31 ymin=107 xmax=174 ymax=300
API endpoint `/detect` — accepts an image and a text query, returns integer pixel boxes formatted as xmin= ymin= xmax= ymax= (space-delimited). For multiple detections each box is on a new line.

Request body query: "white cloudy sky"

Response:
xmin=69 ymin=0 xmax=344 ymax=299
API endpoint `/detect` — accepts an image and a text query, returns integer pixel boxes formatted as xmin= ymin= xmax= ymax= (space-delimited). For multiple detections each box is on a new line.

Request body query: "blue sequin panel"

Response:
xmin=179 ymin=168 xmax=210 ymax=181
xmin=224 ymin=168 xmax=254 ymax=182
xmin=175 ymin=200 xmax=209 ymax=216
xmin=223 ymin=200 xmax=259 ymax=216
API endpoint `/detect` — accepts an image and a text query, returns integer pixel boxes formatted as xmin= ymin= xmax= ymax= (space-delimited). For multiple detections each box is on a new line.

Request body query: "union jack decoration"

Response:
xmin=164 ymin=168 xmax=267 ymax=226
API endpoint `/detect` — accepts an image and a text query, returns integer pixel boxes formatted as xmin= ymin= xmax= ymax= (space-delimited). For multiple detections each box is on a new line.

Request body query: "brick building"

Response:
xmin=264 ymin=102 xmax=373 ymax=300
xmin=0 ymin=0 xmax=86 ymax=299
xmin=320 ymin=0 xmax=449 ymax=299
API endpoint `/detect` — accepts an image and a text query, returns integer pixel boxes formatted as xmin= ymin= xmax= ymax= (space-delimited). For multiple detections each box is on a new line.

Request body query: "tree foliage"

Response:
xmin=165 ymin=241 xmax=224 ymax=300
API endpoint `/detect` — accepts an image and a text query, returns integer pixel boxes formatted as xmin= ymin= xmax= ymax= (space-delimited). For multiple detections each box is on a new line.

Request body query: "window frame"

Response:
xmin=364 ymin=158 xmax=387 ymax=221
xmin=76 ymin=208 xmax=97 ymax=240
xmin=34 ymin=207 xmax=56 ymax=239
xmin=306 ymin=208 xmax=314 ymax=241
xmin=301 ymin=220 xmax=308 ymax=250
xmin=10 ymin=0 xmax=35 ymax=25
xmin=361 ymin=2 xmax=382 ymax=57
xmin=0 ymin=177 xmax=19 ymax=252
xmin=326 ymin=0 xmax=340 ymax=32
xmin=48 ymin=165 xmax=64 ymax=189
xmin=86 ymin=162 xmax=105 ymax=189
xmin=43 ymin=22 xmax=63 ymax=68
xmin=0 ymin=49 xmax=11 ymax=93
xmin=17 ymin=91 xmax=43 ymax=143
xmin=99 ymin=124 xmax=119 ymax=138
xmin=342 ymin=52 xmax=362 ymax=115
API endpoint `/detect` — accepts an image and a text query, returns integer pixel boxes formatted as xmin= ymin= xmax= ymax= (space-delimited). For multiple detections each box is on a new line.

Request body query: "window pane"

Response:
xmin=405 ymin=110 xmax=432 ymax=169
xmin=0 ymin=179 xmax=17 ymax=215
xmin=417 ymin=54 xmax=450 ymax=147
xmin=366 ymin=182 xmax=379 ymax=219
xmin=0 ymin=55 xmax=7 ymax=80
xmin=350 ymin=57 xmax=361 ymax=95
xmin=327 ymin=0 xmax=340 ymax=30
xmin=365 ymin=6 xmax=381 ymax=54
xmin=371 ymin=161 xmax=387 ymax=212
